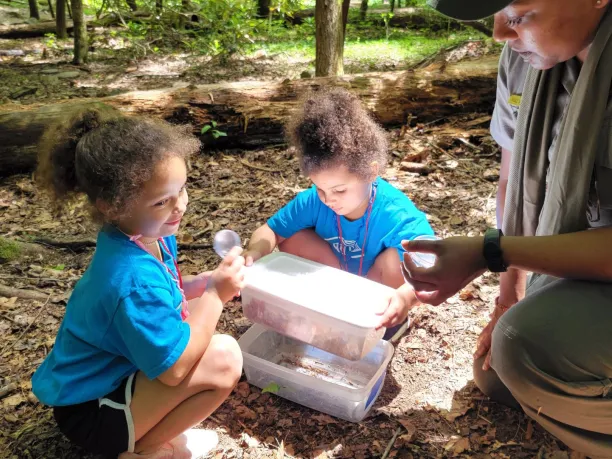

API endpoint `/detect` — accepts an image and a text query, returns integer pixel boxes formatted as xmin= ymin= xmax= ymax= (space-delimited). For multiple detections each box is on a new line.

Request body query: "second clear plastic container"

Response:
xmin=238 ymin=324 xmax=394 ymax=422
xmin=241 ymin=253 xmax=395 ymax=360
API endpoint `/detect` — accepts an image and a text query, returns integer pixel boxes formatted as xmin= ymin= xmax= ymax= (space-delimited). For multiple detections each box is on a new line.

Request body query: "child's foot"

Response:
xmin=118 ymin=429 xmax=218 ymax=459
xmin=170 ymin=429 xmax=219 ymax=459
xmin=118 ymin=443 xmax=174 ymax=459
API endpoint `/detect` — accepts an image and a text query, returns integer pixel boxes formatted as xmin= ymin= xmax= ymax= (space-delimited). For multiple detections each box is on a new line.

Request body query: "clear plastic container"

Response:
xmin=409 ymin=235 xmax=441 ymax=268
xmin=241 ymin=253 xmax=395 ymax=360
xmin=238 ymin=324 xmax=394 ymax=422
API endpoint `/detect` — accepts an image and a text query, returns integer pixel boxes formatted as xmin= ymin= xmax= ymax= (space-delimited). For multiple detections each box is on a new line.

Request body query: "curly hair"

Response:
xmin=36 ymin=105 xmax=200 ymax=220
xmin=286 ymin=87 xmax=389 ymax=178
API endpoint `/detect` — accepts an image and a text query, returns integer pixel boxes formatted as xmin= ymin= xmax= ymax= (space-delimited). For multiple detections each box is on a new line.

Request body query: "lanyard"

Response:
xmin=335 ymin=184 xmax=377 ymax=277
xmin=131 ymin=236 xmax=190 ymax=321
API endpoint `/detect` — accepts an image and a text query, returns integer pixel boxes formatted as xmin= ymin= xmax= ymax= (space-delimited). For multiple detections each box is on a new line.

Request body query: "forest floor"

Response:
xmin=0 ymin=114 xmax=578 ymax=458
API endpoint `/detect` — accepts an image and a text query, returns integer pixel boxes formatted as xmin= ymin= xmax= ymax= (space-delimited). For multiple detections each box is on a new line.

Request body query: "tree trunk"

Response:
xmin=47 ymin=0 xmax=55 ymax=19
xmin=56 ymin=0 xmax=67 ymax=38
xmin=315 ymin=0 xmax=344 ymax=77
xmin=28 ymin=0 xmax=40 ymax=19
xmin=71 ymin=0 xmax=87 ymax=64
xmin=66 ymin=0 xmax=72 ymax=19
xmin=126 ymin=0 xmax=137 ymax=11
xmin=359 ymin=0 xmax=368 ymax=21
xmin=390 ymin=0 xmax=395 ymax=12
xmin=257 ymin=0 xmax=270 ymax=18
xmin=0 ymin=55 xmax=500 ymax=176
xmin=0 ymin=20 xmax=75 ymax=38
xmin=341 ymin=0 xmax=350 ymax=39
xmin=155 ymin=0 xmax=162 ymax=13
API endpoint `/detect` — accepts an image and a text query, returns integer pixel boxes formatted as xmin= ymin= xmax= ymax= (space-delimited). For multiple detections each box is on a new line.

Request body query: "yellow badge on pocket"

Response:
xmin=508 ymin=94 xmax=522 ymax=106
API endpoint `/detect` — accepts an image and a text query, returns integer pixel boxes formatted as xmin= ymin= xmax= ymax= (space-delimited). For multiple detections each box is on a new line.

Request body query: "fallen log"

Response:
xmin=0 ymin=20 xmax=74 ymax=39
xmin=288 ymin=7 xmax=492 ymax=36
xmin=0 ymin=54 xmax=499 ymax=176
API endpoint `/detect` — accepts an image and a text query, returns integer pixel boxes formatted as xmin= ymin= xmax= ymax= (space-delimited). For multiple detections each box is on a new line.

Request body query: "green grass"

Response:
xmin=0 ymin=237 xmax=22 ymax=263
xmin=249 ymin=24 xmax=488 ymax=69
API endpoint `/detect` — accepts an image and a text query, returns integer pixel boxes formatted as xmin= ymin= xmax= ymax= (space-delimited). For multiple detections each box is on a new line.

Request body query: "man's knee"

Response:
xmin=473 ymin=356 xmax=521 ymax=409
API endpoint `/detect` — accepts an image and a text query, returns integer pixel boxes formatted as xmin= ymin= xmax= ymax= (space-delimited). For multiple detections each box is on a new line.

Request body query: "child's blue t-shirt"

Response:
xmin=32 ymin=226 xmax=190 ymax=407
xmin=267 ymin=177 xmax=433 ymax=276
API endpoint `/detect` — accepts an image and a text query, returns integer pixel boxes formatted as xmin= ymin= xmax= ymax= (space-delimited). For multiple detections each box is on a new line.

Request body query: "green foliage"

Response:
xmin=201 ymin=120 xmax=227 ymax=139
xmin=380 ymin=12 xmax=393 ymax=40
xmin=193 ymin=0 xmax=259 ymax=59
xmin=268 ymin=0 xmax=305 ymax=18
xmin=0 ymin=238 xmax=21 ymax=263
xmin=262 ymin=382 xmax=280 ymax=394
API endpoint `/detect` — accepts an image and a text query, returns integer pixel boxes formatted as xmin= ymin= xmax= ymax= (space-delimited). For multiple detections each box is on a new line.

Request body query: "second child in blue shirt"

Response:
xmin=244 ymin=88 xmax=434 ymax=338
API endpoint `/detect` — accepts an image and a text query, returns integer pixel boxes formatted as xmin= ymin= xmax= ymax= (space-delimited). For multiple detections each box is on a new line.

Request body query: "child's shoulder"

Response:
xmin=90 ymin=230 xmax=172 ymax=287
xmin=376 ymin=178 xmax=415 ymax=206
xmin=375 ymin=178 xmax=426 ymax=218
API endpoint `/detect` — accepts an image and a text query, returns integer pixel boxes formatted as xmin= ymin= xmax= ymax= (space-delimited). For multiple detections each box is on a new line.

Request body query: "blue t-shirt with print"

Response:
xmin=32 ymin=226 xmax=190 ymax=407
xmin=267 ymin=177 xmax=433 ymax=276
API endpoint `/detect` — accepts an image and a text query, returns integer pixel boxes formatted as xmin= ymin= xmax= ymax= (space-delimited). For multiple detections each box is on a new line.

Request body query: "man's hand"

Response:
xmin=402 ymin=236 xmax=487 ymax=306
xmin=474 ymin=297 xmax=514 ymax=370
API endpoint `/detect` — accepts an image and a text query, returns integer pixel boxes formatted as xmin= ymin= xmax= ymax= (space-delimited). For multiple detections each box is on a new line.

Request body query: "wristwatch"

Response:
xmin=483 ymin=228 xmax=507 ymax=273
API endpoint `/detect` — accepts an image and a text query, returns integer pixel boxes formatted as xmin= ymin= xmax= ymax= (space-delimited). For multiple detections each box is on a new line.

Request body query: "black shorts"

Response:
xmin=53 ymin=373 xmax=137 ymax=458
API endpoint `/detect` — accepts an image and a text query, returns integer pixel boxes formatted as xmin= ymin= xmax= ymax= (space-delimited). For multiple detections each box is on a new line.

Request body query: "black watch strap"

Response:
xmin=483 ymin=228 xmax=507 ymax=273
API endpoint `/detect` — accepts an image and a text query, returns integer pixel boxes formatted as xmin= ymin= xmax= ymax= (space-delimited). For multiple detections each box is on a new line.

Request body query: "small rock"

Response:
xmin=484 ymin=168 xmax=500 ymax=182
xmin=400 ymin=161 xmax=431 ymax=175
xmin=300 ymin=70 xmax=312 ymax=79
xmin=4 ymin=414 xmax=18 ymax=423
xmin=56 ymin=71 xmax=81 ymax=79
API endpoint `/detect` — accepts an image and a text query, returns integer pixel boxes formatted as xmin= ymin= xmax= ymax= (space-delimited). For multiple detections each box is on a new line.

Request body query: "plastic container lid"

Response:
xmin=244 ymin=253 xmax=394 ymax=329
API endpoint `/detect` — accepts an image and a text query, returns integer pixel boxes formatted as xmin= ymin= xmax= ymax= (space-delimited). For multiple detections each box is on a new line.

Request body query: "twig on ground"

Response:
xmin=381 ymin=427 xmax=402 ymax=459
xmin=0 ymin=284 xmax=49 ymax=301
xmin=192 ymin=196 xmax=258 ymax=204
xmin=456 ymin=137 xmax=481 ymax=153
xmin=0 ymin=382 xmax=18 ymax=399
xmin=240 ymin=159 xmax=282 ymax=173
xmin=0 ymin=295 xmax=51 ymax=355
xmin=32 ymin=238 xmax=96 ymax=251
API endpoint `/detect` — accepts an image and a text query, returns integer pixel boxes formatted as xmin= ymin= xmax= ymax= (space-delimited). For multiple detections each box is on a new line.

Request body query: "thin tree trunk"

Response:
xmin=28 ymin=0 xmax=40 ymax=19
xmin=360 ymin=0 xmax=368 ymax=21
xmin=341 ymin=0 xmax=350 ymax=40
xmin=66 ymin=0 xmax=72 ymax=18
xmin=71 ymin=0 xmax=87 ymax=64
xmin=56 ymin=0 xmax=67 ymax=38
xmin=126 ymin=0 xmax=137 ymax=11
xmin=47 ymin=0 xmax=54 ymax=19
xmin=390 ymin=0 xmax=395 ymax=12
xmin=155 ymin=0 xmax=162 ymax=13
xmin=257 ymin=0 xmax=270 ymax=18
xmin=315 ymin=0 xmax=344 ymax=77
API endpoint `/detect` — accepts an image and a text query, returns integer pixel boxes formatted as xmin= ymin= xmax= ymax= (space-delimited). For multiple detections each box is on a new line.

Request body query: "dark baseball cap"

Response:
xmin=427 ymin=0 xmax=512 ymax=21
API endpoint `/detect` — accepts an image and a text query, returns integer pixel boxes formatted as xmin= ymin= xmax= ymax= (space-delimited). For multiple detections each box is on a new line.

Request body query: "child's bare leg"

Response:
xmin=366 ymin=248 xmax=404 ymax=288
xmin=279 ymin=229 xmax=341 ymax=269
xmin=128 ymin=334 xmax=242 ymax=454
